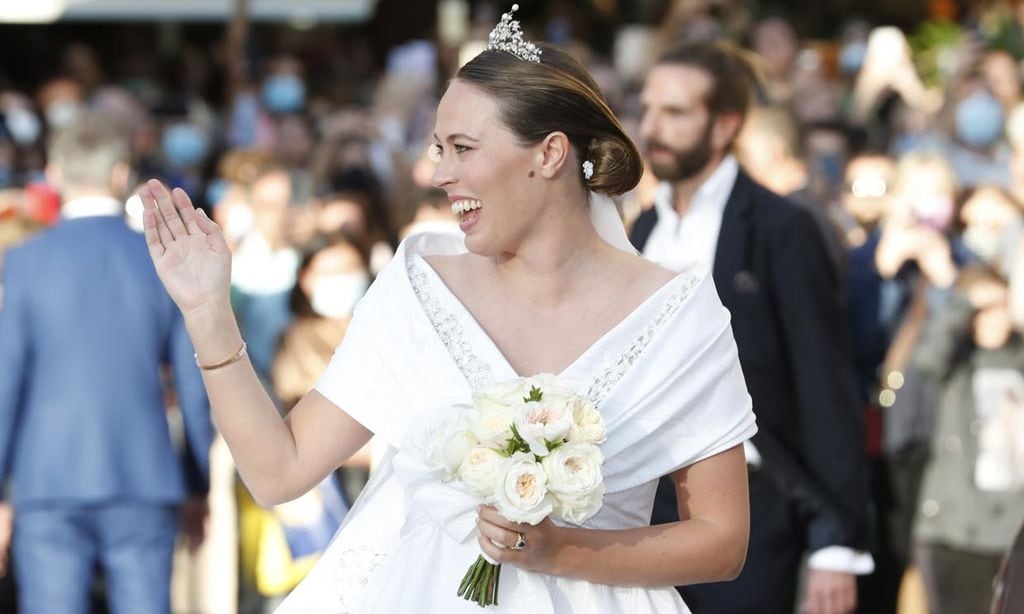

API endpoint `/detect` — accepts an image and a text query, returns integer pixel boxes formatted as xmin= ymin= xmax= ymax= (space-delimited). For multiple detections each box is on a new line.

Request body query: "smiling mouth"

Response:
xmin=451 ymin=199 xmax=483 ymax=216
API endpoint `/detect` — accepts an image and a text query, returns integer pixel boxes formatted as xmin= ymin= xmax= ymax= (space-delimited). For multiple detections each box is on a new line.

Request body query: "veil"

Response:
xmin=589 ymin=192 xmax=637 ymax=255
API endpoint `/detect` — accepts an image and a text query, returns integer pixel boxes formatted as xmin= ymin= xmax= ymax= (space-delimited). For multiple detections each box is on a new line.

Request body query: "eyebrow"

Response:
xmin=433 ymin=133 xmax=480 ymax=143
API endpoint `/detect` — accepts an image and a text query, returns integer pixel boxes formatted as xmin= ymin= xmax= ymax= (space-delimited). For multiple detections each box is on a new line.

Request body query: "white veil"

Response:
xmin=589 ymin=192 xmax=637 ymax=255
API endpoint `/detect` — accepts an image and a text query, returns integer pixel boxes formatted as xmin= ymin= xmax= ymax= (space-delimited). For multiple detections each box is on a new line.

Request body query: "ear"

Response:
xmin=44 ymin=163 xmax=62 ymax=190
xmin=110 ymin=161 xmax=132 ymax=197
xmin=710 ymin=113 xmax=744 ymax=154
xmin=535 ymin=131 xmax=572 ymax=180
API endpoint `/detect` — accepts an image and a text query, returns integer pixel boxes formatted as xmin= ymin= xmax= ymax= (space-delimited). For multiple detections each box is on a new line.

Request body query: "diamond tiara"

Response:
xmin=487 ymin=4 xmax=542 ymax=63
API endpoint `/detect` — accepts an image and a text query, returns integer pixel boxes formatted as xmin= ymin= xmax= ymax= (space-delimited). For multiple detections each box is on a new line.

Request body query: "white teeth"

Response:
xmin=450 ymin=199 xmax=483 ymax=215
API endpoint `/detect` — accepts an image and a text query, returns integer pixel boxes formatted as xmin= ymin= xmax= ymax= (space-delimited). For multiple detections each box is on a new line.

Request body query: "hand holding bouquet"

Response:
xmin=427 ymin=375 xmax=607 ymax=607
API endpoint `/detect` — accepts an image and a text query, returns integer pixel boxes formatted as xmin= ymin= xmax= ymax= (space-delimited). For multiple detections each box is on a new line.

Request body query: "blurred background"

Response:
xmin=2 ymin=0 xmax=1024 ymax=613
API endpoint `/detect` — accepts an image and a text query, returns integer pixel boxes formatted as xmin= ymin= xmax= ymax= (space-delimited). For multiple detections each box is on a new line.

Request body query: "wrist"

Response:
xmin=183 ymin=299 xmax=244 ymax=365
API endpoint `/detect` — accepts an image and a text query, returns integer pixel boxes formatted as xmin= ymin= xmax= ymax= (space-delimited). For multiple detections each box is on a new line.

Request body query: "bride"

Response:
xmin=138 ymin=7 xmax=756 ymax=612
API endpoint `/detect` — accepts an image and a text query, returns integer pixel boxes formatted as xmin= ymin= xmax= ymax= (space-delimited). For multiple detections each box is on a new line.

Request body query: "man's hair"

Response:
xmin=48 ymin=113 xmax=129 ymax=190
xmin=656 ymin=41 xmax=756 ymax=120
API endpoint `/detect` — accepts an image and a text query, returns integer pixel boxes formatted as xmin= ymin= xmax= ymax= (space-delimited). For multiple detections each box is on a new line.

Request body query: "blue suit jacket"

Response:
xmin=0 ymin=213 xmax=212 ymax=506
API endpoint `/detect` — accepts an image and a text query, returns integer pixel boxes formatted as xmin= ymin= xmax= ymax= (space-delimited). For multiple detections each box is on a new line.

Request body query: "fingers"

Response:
xmin=141 ymin=209 xmax=164 ymax=258
xmin=478 ymin=505 xmax=519 ymax=531
xmin=171 ymin=187 xmax=201 ymax=236
xmin=477 ymin=516 xmax=520 ymax=549
xmin=139 ymin=185 xmax=174 ymax=248
xmin=147 ymin=179 xmax=189 ymax=239
xmin=193 ymin=208 xmax=231 ymax=255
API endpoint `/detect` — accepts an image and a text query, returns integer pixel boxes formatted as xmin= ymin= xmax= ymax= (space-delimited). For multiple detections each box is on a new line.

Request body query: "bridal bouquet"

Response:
xmin=427 ymin=374 xmax=608 ymax=607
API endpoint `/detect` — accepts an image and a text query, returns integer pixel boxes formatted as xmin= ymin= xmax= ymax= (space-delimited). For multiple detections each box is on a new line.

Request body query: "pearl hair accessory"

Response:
xmin=487 ymin=4 xmax=542 ymax=63
xmin=582 ymin=160 xmax=594 ymax=181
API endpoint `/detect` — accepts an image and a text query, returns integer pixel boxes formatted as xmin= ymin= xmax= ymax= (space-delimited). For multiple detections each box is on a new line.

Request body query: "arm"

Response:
xmin=0 ymin=249 xmax=28 ymax=492
xmin=0 ymin=251 xmax=28 ymax=576
xmin=477 ymin=445 xmax=749 ymax=586
xmin=140 ymin=179 xmax=372 ymax=506
xmin=773 ymin=208 xmax=869 ymax=552
xmin=910 ymin=294 xmax=973 ymax=381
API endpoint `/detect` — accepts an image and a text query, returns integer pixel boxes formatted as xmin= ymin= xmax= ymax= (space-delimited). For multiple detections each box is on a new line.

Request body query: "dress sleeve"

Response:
xmin=313 ymin=257 xmax=407 ymax=448
xmin=600 ymin=268 xmax=756 ymax=492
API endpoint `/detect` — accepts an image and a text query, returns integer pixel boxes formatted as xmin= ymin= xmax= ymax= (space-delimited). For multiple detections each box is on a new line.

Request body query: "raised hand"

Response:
xmin=139 ymin=179 xmax=232 ymax=317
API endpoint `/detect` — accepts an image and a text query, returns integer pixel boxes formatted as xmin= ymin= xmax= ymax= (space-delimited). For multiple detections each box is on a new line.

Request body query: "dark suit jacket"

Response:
xmin=631 ymin=170 xmax=869 ymax=552
xmin=0 ymin=213 xmax=212 ymax=506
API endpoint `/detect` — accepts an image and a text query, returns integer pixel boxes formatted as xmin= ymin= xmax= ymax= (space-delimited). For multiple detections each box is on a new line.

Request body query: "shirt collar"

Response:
xmin=61 ymin=196 xmax=124 ymax=220
xmin=653 ymin=154 xmax=739 ymax=222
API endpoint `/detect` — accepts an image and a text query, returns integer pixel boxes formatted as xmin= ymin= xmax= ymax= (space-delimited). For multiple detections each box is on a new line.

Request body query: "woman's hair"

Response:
xmin=288 ymin=230 xmax=370 ymax=317
xmin=453 ymin=45 xmax=642 ymax=197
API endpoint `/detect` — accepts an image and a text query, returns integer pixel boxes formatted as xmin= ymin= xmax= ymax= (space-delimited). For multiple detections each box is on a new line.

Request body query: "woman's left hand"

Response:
xmin=476 ymin=505 xmax=565 ymax=574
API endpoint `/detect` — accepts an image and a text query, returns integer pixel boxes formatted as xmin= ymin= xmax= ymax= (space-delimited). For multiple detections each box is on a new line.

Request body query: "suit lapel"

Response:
xmin=713 ymin=171 xmax=754 ymax=298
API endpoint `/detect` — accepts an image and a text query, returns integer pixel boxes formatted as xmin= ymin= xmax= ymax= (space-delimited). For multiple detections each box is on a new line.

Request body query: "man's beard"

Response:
xmin=645 ymin=121 xmax=715 ymax=182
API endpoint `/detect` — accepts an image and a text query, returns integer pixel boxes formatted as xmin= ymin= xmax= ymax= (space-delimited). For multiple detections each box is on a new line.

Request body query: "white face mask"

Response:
xmin=310 ymin=273 xmax=370 ymax=318
xmin=45 ymin=100 xmax=82 ymax=129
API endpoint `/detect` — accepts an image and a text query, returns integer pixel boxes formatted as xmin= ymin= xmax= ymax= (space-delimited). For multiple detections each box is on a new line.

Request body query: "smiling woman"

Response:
xmin=135 ymin=6 xmax=757 ymax=614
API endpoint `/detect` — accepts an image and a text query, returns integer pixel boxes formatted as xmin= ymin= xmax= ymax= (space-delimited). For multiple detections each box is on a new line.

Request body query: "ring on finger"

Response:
xmin=511 ymin=532 xmax=526 ymax=550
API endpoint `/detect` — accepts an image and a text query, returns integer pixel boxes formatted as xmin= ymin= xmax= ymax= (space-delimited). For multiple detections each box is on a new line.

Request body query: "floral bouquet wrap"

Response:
xmin=427 ymin=374 xmax=607 ymax=607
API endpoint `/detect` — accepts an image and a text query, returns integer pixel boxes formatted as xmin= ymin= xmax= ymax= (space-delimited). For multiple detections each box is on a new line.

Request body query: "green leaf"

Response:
xmin=523 ymin=386 xmax=544 ymax=403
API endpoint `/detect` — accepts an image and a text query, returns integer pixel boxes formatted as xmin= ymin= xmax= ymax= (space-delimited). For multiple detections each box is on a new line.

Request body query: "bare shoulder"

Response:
xmin=620 ymin=252 xmax=681 ymax=294
xmin=422 ymin=253 xmax=482 ymax=290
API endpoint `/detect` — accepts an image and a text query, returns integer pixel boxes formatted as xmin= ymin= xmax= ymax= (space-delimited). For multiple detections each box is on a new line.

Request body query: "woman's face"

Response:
xmin=430 ymin=79 xmax=539 ymax=257
xmin=299 ymin=243 xmax=369 ymax=319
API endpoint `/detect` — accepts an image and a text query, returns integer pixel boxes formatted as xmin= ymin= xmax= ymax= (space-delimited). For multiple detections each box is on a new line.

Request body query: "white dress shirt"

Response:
xmin=641 ymin=155 xmax=874 ymax=575
xmin=61 ymin=196 xmax=124 ymax=219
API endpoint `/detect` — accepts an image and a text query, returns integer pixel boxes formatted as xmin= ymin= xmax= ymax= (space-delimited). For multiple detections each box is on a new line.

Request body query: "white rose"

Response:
xmin=541 ymin=442 xmax=604 ymax=500
xmin=474 ymin=378 xmax=531 ymax=410
xmin=425 ymin=415 xmax=477 ymax=482
xmin=514 ymin=400 xmax=573 ymax=457
xmin=493 ymin=452 xmax=554 ymax=525
xmin=458 ymin=447 xmax=505 ymax=497
xmin=553 ymin=484 xmax=606 ymax=525
xmin=566 ymin=397 xmax=606 ymax=444
xmin=470 ymin=406 xmax=517 ymax=450
xmin=524 ymin=373 xmax=579 ymax=399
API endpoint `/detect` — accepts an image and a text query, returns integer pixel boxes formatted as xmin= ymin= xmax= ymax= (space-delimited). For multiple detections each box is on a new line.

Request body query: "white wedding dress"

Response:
xmin=275 ymin=230 xmax=756 ymax=613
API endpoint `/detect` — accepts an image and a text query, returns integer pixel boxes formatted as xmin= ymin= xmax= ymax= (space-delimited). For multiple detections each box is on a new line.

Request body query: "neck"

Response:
xmin=764 ymin=159 xmax=807 ymax=195
xmin=62 ymin=188 xmax=116 ymax=204
xmin=488 ymin=186 xmax=617 ymax=308
xmin=671 ymin=153 xmax=726 ymax=216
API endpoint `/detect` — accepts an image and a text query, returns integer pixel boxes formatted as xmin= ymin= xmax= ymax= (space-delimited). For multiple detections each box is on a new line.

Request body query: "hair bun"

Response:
xmin=586 ymin=136 xmax=643 ymax=197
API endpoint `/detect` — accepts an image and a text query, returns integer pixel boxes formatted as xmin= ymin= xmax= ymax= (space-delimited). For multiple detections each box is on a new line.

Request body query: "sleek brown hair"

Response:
xmin=454 ymin=45 xmax=642 ymax=197
xmin=656 ymin=41 xmax=756 ymax=120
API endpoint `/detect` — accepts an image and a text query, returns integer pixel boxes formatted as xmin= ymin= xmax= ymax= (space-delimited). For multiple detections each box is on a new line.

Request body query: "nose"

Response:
xmin=430 ymin=155 xmax=455 ymax=189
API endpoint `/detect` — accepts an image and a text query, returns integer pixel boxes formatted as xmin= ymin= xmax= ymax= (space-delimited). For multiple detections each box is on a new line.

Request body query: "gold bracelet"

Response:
xmin=195 ymin=342 xmax=247 ymax=371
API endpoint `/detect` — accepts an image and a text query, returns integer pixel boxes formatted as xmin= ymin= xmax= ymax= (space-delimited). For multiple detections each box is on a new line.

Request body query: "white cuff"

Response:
xmin=807 ymin=546 xmax=875 ymax=575
xmin=743 ymin=440 xmax=762 ymax=468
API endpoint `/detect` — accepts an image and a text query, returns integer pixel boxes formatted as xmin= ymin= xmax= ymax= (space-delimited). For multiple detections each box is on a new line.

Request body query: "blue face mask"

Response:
xmin=838 ymin=42 xmax=866 ymax=75
xmin=261 ymin=74 xmax=306 ymax=114
xmin=955 ymin=92 xmax=1005 ymax=148
xmin=4 ymin=107 xmax=41 ymax=145
xmin=162 ymin=123 xmax=209 ymax=168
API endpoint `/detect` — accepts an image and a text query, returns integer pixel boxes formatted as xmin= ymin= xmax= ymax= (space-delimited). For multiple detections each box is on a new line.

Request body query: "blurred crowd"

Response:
xmin=3 ymin=0 xmax=1024 ymax=612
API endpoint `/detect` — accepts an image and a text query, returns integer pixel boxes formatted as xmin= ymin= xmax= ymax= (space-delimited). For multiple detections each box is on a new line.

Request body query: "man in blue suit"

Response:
xmin=0 ymin=114 xmax=212 ymax=614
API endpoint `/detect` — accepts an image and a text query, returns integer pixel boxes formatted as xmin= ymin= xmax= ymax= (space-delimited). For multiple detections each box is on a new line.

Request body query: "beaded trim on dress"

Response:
xmin=408 ymin=254 xmax=701 ymax=406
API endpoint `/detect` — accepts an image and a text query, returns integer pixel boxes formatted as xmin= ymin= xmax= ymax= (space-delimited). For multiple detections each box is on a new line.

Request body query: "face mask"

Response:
xmin=4 ymin=107 xmax=41 ymax=145
xmin=955 ymin=92 xmax=1005 ymax=148
xmin=261 ymin=74 xmax=306 ymax=114
xmin=310 ymin=272 xmax=369 ymax=318
xmin=838 ymin=41 xmax=866 ymax=75
xmin=45 ymin=100 xmax=82 ymax=129
xmin=962 ymin=225 xmax=1003 ymax=263
xmin=162 ymin=123 xmax=209 ymax=168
